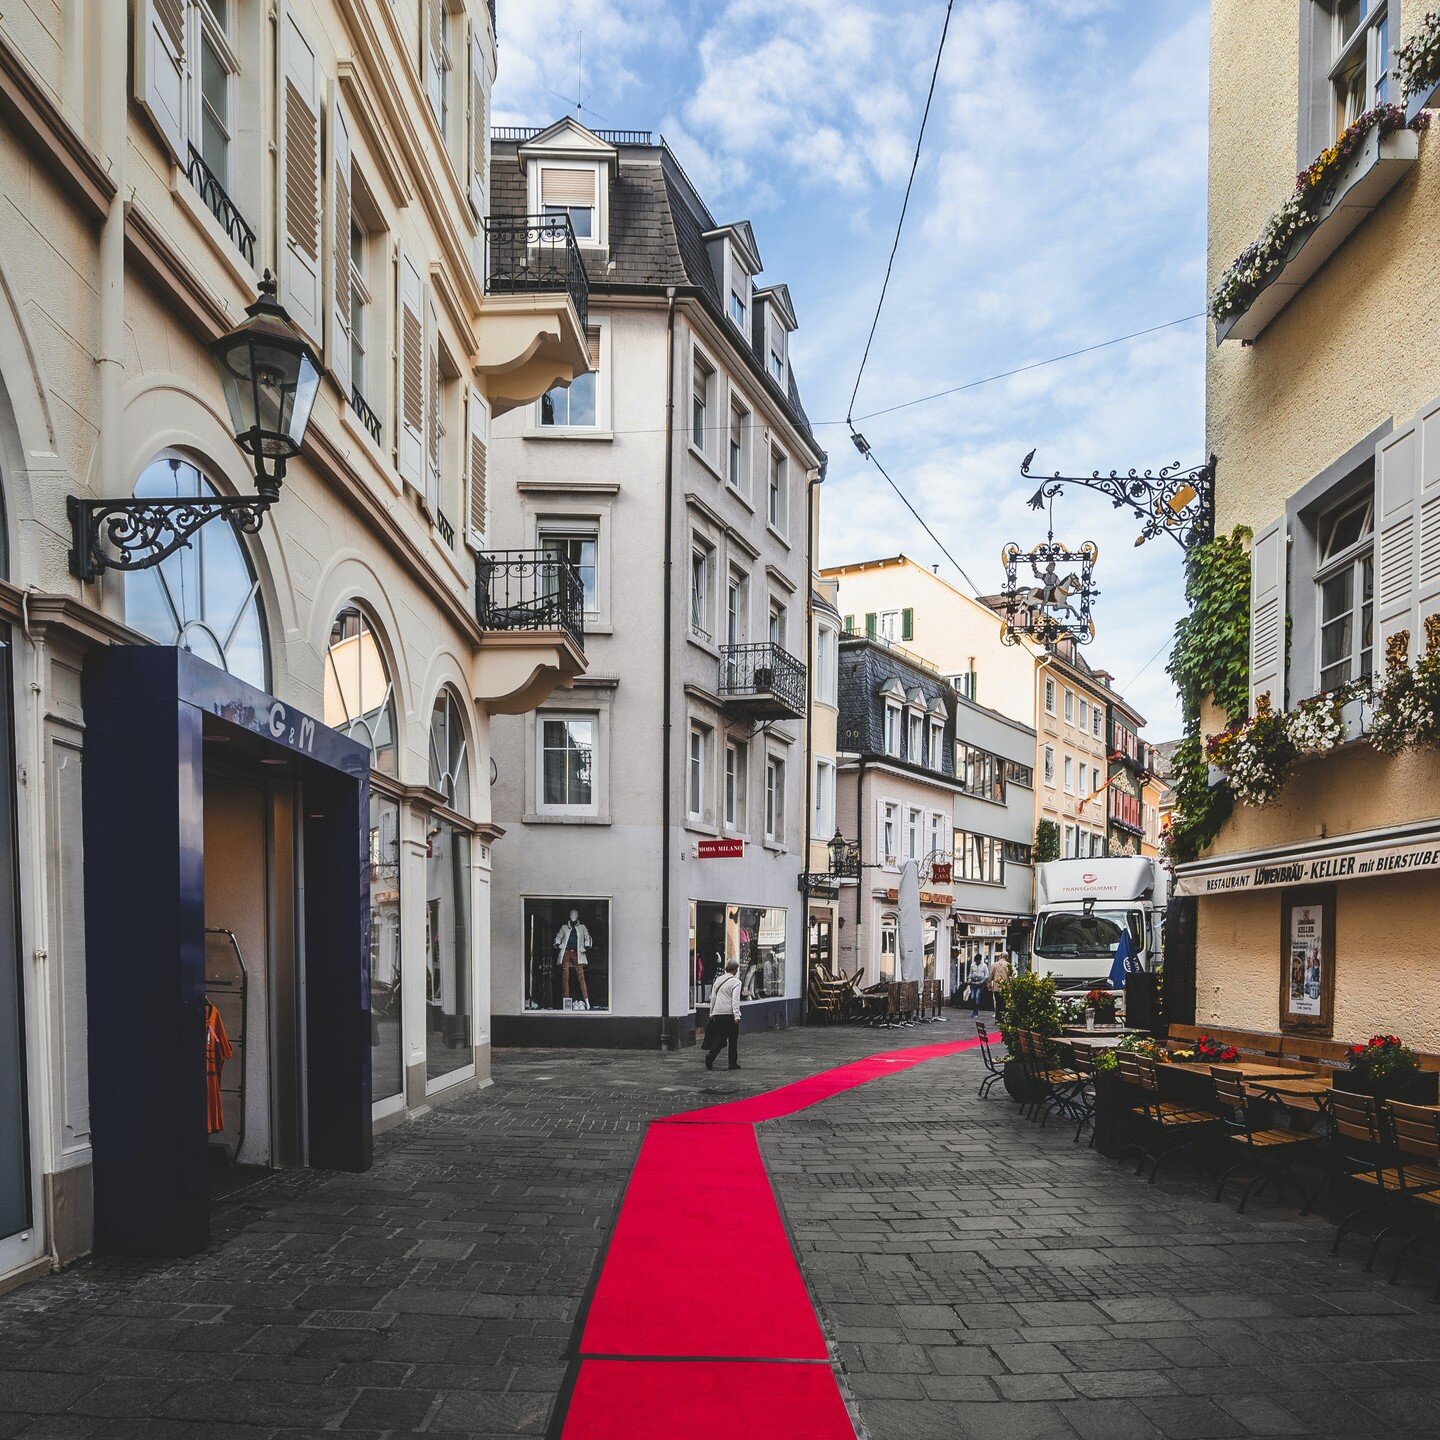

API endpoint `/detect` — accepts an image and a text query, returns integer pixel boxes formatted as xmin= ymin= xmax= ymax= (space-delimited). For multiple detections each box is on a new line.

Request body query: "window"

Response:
xmin=768 ymin=598 xmax=787 ymax=649
xmin=730 ymin=284 xmax=747 ymax=328
xmin=427 ymin=687 xmax=473 ymax=1080
xmin=690 ymin=540 xmax=714 ymax=640
xmin=769 ymin=346 xmax=785 ymax=383
xmin=907 ymin=710 xmax=924 ymax=762
xmin=688 ymin=723 xmax=711 ymax=822
xmin=538 ymin=165 xmax=597 ymax=241
xmin=691 ymin=902 xmax=787 ymax=1006
xmin=882 ymin=801 xmax=899 ymax=861
xmin=816 ymin=627 xmax=839 ymax=706
xmin=1064 ymin=688 xmax=1075 ymax=724
xmin=879 ymin=915 xmax=898 ymax=984
xmin=1328 ymin=0 xmax=1391 ymax=138
xmin=1315 ymin=489 xmax=1375 ymax=691
xmin=524 ymin=898 xmax=611 ymax=1013
xmin=194 ymin=0 xmax=238 ymax=189
xmin=349 ymin=219 xmax=370 ymax=407
xmin=324 ymin=607 xmax=398 ymax=776
xmin=1063 ymin=823 xmax=1077 ymax=858
xmin=929 ymin=718 xmax=945 ymax=769
xmin=1043 ymin=745 xmax=1056 ymax=785
xmin=906 ymin=807 xmax=921 ymax=861
xmin=1006 ymin=759 xmax=1034 ymax=789
xmin=883 ymin=702 xmax=902 ymax=757
xmin=1004 ymin=840 xmax=1033 ymax=865
xmin=123 ymin=455 xmax=268 ymax=688
xmin=1077 ymin=763 xmax=1087 ymax=795
xmin=765 ymin=755 xmax=786 ymax=844
xmin=726 ymin=568 xmax=748 ymax=648
xmin=728 ymin=396 xmax=750 ymax=490
xmin=1090 ymin=831 xmax=1105 ymax=858
xmin=960 ymin=745 xmax=1005 ymax=803
xmin=539 ymin=525 xmax=599 ymax=617
xmin=813 ymin=757 xmax=835 ymax=837
xmin=423 ymin=0 xmax=453 ymax=138
xmin=872 ymin=608 xmax=914 ymax=643
xmin=692 ymin=350 xmax=715 ymax=457
xmin=428 ymin=688 xmax=471 ymax=812
xmin=541 ymin=326 xmax=600 ymax=428
xmin=1093 ymin=707 xmax=1102 ymax=739
xmin=1079 ymin=700 xmax=1089 ymax=732
xmin=928 ymin=811 xmax=945 ymax=860
xmin=725 ymin=741 xmax=748 ymax=831
xmin=768 ymin=447 xmax=788 ymax=533
xmin=539 ymin=715 xmax=596 ymax=814
xmin=1064 ymin=755 xmax=1074 ymax=792
xmin=1044 ymin=676 xmax=1056 ymax=714
xmin=957 ymin=833 xmax=1005 ymax=885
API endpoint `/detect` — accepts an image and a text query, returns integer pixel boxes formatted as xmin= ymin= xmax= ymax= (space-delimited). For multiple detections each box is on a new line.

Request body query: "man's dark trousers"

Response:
xmin=705 ymin=1014 xmax=739 ymax=1068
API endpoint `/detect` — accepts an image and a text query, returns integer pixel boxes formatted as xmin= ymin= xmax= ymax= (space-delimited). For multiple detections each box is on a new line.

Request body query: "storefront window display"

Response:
xmin=691 ymin=902 xmax=787 ymax=1007
xmin=426 ymin=690 xmax=472 ymax=1080
xmin=879 ymin=914 xmax=898 ymax=983
xmin=923 ymin=916 xmax=939 ymax=982
xmin=523 ymin=898 xmax=609 ymax=1011
xmin=325 ymin=608 xmax=402 ymax=1101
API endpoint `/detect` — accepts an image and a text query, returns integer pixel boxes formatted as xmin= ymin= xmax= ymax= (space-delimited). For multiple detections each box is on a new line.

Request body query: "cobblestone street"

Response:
xmin=1 ymin=1026 xmax=1438 ymax=1438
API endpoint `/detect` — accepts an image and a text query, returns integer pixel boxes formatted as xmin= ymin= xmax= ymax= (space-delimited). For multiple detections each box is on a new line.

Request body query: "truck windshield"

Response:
xmin=1033 ymin=909 xmax=1141 ymax=960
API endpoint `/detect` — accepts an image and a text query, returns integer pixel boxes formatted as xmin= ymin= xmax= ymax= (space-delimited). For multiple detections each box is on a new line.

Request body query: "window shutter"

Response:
xmin=279 ymin=9 xmax=324 ymax=340
xmin=468 ymin=25 xmax=487 ymax=215
xmin=396 ymin=248 xmax=425 ymax=488
xmin=864 ymin=612 xmax=876 ymax=638
xmin=327 ymin=84 xmax=353 ymax=396
xmin=424 ymin=0 xmax=444 ymax=115
xmin=540 ymin=167 xmax=595 ymax=206
xmin=1377 ymin=418 xmax=1421 ymax=662
xmin=901 ymin=607 xmax=914 ymax=641
xmin=1415 ymin=397 xmax=1440 ymax=640
xmin=843 ymin=614 xmax=854 ymax=632
xmin=585 ymin=326 xmax=602 ymax=372
xmin=135 ymin=0 xmax=186 ymax=162
xmin=424 ymin=297 xmax=441 ymax=514
xmin=467 ymin=386 xmax=489 ymax=543
xmin=1248 ymin=516 xmax=1287 ymax=712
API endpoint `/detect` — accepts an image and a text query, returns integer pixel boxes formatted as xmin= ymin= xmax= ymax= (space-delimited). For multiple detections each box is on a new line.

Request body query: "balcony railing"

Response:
xmin=485 ymin=213 xmax=589 ymax=331
xmin=475 ymin=550 xmax=585 ymax=651
xmin=719 ymin=641 xmax=806 ymax=721
xmin=350 ymin=385 xmax=382 ymax=445
xmin=436 ymin=510 xmax=455 ymax=549
xmin=186 ymin=144 xmax=256 ymax=267
xmin=491 ymin=126 xmax=653 ymax=146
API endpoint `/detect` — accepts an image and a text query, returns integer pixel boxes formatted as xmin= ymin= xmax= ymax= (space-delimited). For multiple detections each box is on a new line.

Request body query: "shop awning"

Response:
xmin=1173 ymin=820 xmax=1440 ymax=898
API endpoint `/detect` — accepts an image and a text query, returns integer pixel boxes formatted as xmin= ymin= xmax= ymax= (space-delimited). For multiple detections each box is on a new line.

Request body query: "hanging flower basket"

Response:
xmin=1399 ymin=11 xmax=1440 ymax=116
xmin=1371 ymin=619 xmax=1440 ymax=755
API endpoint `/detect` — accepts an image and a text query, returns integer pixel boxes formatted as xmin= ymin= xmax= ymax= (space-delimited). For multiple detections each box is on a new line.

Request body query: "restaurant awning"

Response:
xmin=1173 ymin=820 xmax=1440 ymax=898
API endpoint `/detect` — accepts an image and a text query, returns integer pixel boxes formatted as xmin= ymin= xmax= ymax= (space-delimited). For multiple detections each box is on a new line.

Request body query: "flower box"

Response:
xmin=1406 ymin=74 xmax=1440 ymax=126
xmin=1332 ymin=1067 xmax=1439 ymax=1106
xmin=1215 ymin=126 xmax=1419 ymax=345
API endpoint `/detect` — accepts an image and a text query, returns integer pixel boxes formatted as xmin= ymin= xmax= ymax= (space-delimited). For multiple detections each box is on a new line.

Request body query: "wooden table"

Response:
xmin=1062 ymin=1025 xmax=1137 ymax=1037
xmin=1202 ymin=1061 xmax=1316 ymax=1081
xmin=1244 ymin=1074 xmax=1333 ymax=1113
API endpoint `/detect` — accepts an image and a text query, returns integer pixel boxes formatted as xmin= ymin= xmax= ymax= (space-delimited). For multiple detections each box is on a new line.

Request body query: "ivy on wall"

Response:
xmin=1164 ymin=527 xmax=1253 ymax=864
xmin=1035 ymin=819 xmax=1060 ymax=864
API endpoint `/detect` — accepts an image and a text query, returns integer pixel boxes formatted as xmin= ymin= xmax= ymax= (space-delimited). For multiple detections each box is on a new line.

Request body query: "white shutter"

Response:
xmin=1415 ymin=396 xmax=1440 ymax=640
xmin=468 ymin=26 xmax=487 ymax=216
xmin=135 ymin=0 xmax=186 ymax=162
xmin=1249 ymin=516 xmax=1287 ymax=713
xmin=1376 ymin=418 xmax=1420 ymax=663
xmin=279 ymin=9 xmax=324 ymax=339
xmin=396 ymin=249 xmax=425 ymax=488
xmin=326 ymin=84 xmax=353 ymax=396
xmin=467 ymin=387 xmax=489 ymax=544
xmin=424 ymin=0 xmax=444 ymax=115
xmin=424 ymin=295 xmax=441 ymax=514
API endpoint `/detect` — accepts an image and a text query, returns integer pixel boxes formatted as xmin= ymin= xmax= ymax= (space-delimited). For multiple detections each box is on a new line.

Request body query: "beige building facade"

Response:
xmin=1181 ymin=1 xmax=1440 ymax=1049
xmin=0 ymin=0 xmax=586 ymax=1292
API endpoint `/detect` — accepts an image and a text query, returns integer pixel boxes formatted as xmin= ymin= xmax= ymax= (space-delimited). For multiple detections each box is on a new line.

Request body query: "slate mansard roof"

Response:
xmin=837 ymin=635 xmax=957 ymax=783
xmin=490 ymin=121 xmax=822 ymax=456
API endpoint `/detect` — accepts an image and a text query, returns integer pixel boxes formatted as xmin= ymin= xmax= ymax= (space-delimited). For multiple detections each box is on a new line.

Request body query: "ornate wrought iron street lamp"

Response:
xmin=68 ymin=272 xmax=320 ymax=582
xmin=828 ymin=829 xmax=849 ymax=874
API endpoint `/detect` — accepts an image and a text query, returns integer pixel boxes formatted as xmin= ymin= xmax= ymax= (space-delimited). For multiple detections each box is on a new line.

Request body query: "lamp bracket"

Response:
xmin=1021 ymin=450 xmax=1217 ymax=552
xmin=68 ymin=493 xmax=272 ymax=583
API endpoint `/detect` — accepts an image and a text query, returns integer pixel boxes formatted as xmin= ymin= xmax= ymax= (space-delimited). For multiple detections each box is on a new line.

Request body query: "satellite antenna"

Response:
xmin=549 ymin=32 xmax=612 ymax=124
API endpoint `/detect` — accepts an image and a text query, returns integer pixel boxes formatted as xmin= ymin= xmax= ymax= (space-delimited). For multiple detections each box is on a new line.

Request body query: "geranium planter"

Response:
xmin=1333 ymin=1068 xmax=1440 ymax=1105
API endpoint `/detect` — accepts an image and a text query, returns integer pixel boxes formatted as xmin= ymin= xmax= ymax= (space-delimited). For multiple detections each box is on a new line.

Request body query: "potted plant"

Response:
xmin=1085 ymin=987 xmax=1117 ymax=1025
xmin=1088 ymin=1047 xmax=1131 ymax=1158
xmin=1194 ymin=1032 xmax=1240 ymax=1064
xmin=1335 ymin=1034 xmax=1439 ymax=1104
xmin=997 ymin=971 xmax=1061 ymax=1102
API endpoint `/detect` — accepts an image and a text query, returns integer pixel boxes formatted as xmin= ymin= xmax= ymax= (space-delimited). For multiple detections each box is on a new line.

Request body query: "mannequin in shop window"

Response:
xmin=554 ymin=908 xmax=595 ymax=1010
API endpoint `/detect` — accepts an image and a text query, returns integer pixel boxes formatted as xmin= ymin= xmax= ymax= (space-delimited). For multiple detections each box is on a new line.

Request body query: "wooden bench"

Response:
xmin=1166 ymin=1024 xmax=1440 ymax=1076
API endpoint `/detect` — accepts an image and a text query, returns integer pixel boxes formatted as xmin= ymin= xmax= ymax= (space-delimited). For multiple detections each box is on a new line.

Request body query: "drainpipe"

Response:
xmin=855 ymin=754 xmax=868 ymax=973
xmin=96 ymin=0 xmax=126 ymax=528
xmin=659 ymin=287 xmax=677 ymax=1049
xmin=800 ymin=468 xmax=821 ymax=1011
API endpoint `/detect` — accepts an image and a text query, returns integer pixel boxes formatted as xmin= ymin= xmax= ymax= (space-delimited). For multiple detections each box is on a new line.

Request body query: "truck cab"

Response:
xmin=1031 ymin=857 xmax=1167 ymax=990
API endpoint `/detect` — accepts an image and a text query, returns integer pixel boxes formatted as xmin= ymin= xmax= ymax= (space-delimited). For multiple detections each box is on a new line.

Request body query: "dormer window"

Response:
xmin=769 ymin=347 xmax=784 ymax=383
xmin=730 ymin=287 xmax=747 ymax=329
xmin=536 ymin=165 xmax=599 ymax=243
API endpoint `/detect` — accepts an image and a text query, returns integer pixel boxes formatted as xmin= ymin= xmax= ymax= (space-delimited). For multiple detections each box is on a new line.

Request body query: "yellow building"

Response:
xmin=1178 ymin=1 xmax=1440 ymax=1050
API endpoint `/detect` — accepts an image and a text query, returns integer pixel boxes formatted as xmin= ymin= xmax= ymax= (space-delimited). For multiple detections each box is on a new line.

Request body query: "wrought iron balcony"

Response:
xmin=436 ymin=510 xmax=455 ymax=549
xmin=350 ymin=385 xmax=382 ymax=445
xmin=719 ymin=641 xmax=805 ymax=722
xmin=485 ymin=213 xmax=589 ymax=331
xmin=185 ymin=144 xmax=256 ymax=267
xmin=475 ymin=550 xmax=585 ymax=651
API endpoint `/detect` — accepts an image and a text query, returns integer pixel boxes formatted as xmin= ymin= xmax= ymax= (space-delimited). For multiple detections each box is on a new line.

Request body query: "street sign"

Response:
xmin=696 ymin=837 xmax=745 ymax=859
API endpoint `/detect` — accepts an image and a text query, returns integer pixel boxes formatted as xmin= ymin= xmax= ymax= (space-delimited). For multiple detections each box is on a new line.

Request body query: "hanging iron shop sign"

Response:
xmin=999 ymin=538 xmax=1099 ymax=650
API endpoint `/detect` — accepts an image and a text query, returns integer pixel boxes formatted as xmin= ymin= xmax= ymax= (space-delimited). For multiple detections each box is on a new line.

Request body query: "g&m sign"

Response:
xmin=1175 ymin=834 xmax=1440 ymax=896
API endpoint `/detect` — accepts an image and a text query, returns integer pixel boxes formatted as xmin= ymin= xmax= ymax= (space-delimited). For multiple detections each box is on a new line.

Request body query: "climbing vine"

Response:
xmin=1034 ymin=819 xmax=1060 ymax=864
xmin=1163 ymin=527 xmax=1252 ymax=864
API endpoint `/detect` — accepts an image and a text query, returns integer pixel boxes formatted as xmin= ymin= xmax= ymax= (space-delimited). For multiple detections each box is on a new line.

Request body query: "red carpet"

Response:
xmin=562 ymin=1359 xmax=856 ymax=1439
xmin=559 ymin=1033 xmax=994 ymax=1439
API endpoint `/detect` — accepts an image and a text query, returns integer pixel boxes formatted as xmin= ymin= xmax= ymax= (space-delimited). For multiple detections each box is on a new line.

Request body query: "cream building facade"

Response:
xmin=805 ymin=573 xmax=843 ymax=977
xmin=0 ymin=0 xmax=586 ymax=1292
xmin=1179 ymin=1 xmax=1440 ymax=1049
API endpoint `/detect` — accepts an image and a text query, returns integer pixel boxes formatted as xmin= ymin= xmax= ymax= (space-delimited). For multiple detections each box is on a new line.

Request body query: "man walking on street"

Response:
xmin=989 ymin=952 xmax=1012 ymax=1024
xmin=704 ymin=958 xmax=742 ymax=1071
xmin=966 ymin=954 xmax=990 ymax=1019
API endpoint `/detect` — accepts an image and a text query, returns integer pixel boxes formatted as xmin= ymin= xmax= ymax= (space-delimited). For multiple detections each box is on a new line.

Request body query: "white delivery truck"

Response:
xmin=1031 ymin=857 xmax=1168 ymax=991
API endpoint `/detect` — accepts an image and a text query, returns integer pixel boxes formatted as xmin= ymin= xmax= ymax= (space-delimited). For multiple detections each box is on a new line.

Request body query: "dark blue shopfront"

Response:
xmin=82 ymin=646 xmax=371 ymax=1257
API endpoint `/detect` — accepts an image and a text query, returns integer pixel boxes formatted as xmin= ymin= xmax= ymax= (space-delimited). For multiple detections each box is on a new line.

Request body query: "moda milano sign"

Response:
xmin=1175 ymin=832 xmax=1440 ymax=897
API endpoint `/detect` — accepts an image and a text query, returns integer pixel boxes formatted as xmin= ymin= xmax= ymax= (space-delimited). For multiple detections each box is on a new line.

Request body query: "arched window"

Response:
xmin=123 ymin=454 xmax=268 ymax=688
xmin=325 ymin=606 xmax=402 ymax=1102
xmin=324 ymin=608 xmax=397 ymax=776
xmin=428 ymin=688 xmax=471 ymax=812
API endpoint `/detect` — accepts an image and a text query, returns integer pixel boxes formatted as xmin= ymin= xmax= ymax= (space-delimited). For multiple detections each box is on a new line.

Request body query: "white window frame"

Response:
xmin=724 ymin=739 xmax=748 ymax=833
xmin=1044 ymin=676 xmax=1056 ymax=715
xmin=691 ymin=345 xmax=718 ymax=468
xmin=928 ymin=811 xmax=945 ymax=861
xmin=1078 ymin=700 xmax=1089 ymax=733
xmin=767 ymin=445 xmax=789 ymax=536
xmin=1092 ymin=707 xmax=1102 ymax=739
xmin=1064 ymin=688 xmax=1075 ymax=724
xmin=726 ymin=245 xmax=751 ymax=334
xmin=928 ymin=717 xmax=945 ymax=769
xmin=816 ymin=625 xmax=839 ymax=707
xmin=813 ymin=757 xmax=835 ymax=837
xmin=538 ymin=520 xmax=600 ymax=621
xmin=765 ymin=753 xmax=786 ymax=846
xmin=1327 ymin=1 xmax=1392 ymax=139
xmin=688 ymin=721 xmax=711 ymax=824
xmin=528 ymin=159 xmax=606 ymax=248
xmin=883 ymin=702 xmax=902 ymax=758
xmin=1043 ymin=744 xmax=1056 ymax=785
xmin=728 ymin=391 xmax=751 ymax=494
xmin=690 ymin=536 xmax=715 ymax=643
xmin=768 ymin=597 xmax=788 ymax=650
xmin=906 ymin=807 xmax=921 ymax=862
xmin=1063 ymin=823 xmax=1077 ymax=858
xmin=906 ymin=709 xmax=924 ymax=764
xmin=882 ymin=801 xmax=899 ymax=864
xmin=1064 ymin=754 xmax=1074 ymax=793
xmin=190 ymin=0 xmax=239 ymax=191
xmin=536 ymin=712 xmax=598 ymax=817
xmin=534 ymin=320 xmax=609 ymax=435
xmin=1314 ymin=488 xmax=1376 ymax=693
xmin=726 ymin=566 xmax=749 ymax=649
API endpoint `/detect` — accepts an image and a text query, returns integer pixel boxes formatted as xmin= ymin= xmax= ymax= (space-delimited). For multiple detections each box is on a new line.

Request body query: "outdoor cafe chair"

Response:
xmin=975 ymin=1017 xmax=1004 ymax=1099
xmin=1328 ymin=1089 xmax=1407 ymax=1272
xmin=1067 ymin=1040 xmax=1101 ymax=1146
xmin=1383 ymin=1100 xmax=1440 ymax=1300
xmin=1119 ymin=1053 xmax=1219 ymax=1185
xmin=1019 ymin=1030 xmax=1084 ymax=1128
xmin=1209 ymin=1068 xmax=1322 ymax=1214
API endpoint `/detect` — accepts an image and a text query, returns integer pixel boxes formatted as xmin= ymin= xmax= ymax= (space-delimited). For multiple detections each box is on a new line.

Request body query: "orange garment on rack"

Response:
xmin=204 ymin=1000 xmax=233 ymax=1135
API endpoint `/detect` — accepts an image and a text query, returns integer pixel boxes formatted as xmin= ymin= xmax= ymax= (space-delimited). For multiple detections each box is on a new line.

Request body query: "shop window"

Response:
xmin=923 ymin=916 xmax=939 ymax=982
xmin=428 ymin=688 xmax=471 ymax=812
xmin=523 ymin=897 xmax=609 ymax=1012
xmin=324 ymin=607 xmax=397 ymax=775
xmin=690 ymin=902 xmax=787 ymax=1007
xmin=123 ymin=455 xmax=269 ymax=689
xmin=879 ymin=913 xmax=898 ymax=983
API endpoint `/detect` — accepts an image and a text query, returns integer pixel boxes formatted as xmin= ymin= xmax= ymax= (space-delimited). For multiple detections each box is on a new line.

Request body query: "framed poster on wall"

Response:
xmin=1279 ymin=885 xmax=1335 ymax=1036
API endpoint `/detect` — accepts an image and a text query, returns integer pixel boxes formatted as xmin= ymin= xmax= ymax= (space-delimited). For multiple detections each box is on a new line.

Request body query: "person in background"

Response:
xmin=966 ymin=954 xmax=990 ymax=1019
xmin=704 ymin=958 xmax=743 ymax=1071
xmin=989 ymin=952 xmax=1012 ymax=1024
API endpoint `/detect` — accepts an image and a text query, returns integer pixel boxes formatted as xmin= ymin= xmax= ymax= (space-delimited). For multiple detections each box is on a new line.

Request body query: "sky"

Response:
xmin=492 ymin=0 xmax=1209 ymax=736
